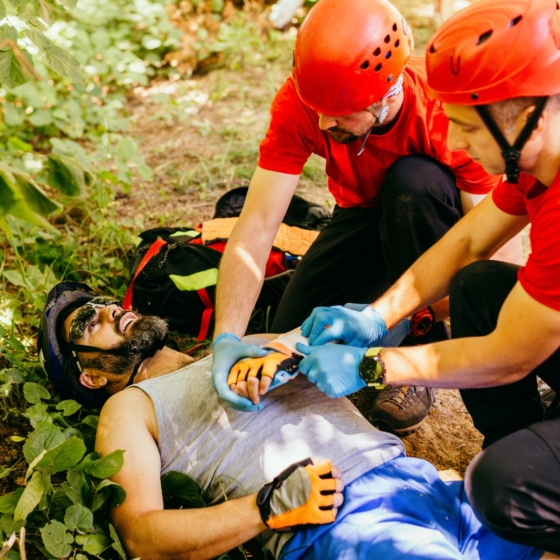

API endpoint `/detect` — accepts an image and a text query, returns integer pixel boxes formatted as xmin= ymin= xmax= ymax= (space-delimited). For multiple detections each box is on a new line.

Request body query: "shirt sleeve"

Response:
xmin=492 ymin=175 xmax=530 ymax=216
xmin=518 ymin=198 xmax=560 ymax=311
xmin=258 ymin=77 xmax=317 ymax=175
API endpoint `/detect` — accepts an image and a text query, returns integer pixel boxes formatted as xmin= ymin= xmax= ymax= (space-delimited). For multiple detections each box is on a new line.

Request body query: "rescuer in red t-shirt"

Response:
xmin=293 ymin=0 xmax=560 ymax=552
xmin=211 ymin=0 xmax=517 ymax=434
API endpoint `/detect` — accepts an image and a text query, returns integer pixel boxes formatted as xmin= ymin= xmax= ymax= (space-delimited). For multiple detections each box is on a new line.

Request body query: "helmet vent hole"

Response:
xmin=387 ymin=74 xmax=394 ymax=82
xmin=374 ymin=63 xmax=382 ymax=72
xmin=395 ymin=39 xmax=400 ymax=48
xmin=384 ymin=35 xmax=391 ymax=43
xmin=392 ymin=23 xmax=397 ymax=32
xmin=385 ymin=51 xmax=392 ymax=59
xmin=429 ymin=44 xmax=436 ymax=53
xmin=509 ymin=15 xmax=522 ymax=27
xmin=476 ymin=30 xmax=493 ymax=45
xmin=373 ymin=47 xmax=381 ymax=56
xmin=361 ymin=60 xmax=370 ymax=69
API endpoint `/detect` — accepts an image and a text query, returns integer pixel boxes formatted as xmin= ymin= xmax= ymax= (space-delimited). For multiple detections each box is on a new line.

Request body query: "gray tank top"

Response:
xmin=132 ymin=355 xmax=404 ymax=555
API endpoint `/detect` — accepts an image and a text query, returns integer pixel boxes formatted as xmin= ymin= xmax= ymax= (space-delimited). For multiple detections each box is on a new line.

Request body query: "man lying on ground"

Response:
xmin=37 ymin=281 xmax=556 ymax=560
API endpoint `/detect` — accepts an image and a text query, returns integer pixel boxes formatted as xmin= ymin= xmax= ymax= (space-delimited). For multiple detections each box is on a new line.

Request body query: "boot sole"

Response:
xmin=372 ymin=418 xmax=426 ymax=436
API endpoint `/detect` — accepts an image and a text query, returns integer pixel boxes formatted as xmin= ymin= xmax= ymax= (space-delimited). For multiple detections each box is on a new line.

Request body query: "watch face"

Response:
xmin=359 ymin=355 xmax=380 ymax=385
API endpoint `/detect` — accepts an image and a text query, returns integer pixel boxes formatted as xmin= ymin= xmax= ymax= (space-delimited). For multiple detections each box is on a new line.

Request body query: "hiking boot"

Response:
xmin=369 ymin=385 xmax=435 ymax=435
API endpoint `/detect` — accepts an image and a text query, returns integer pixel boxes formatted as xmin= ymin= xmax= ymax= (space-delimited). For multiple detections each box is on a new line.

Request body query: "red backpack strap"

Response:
xmin=196 ymin=287 xmax=214 ymax=341
xmin=123 ymin=237 xmax=168 ymax=310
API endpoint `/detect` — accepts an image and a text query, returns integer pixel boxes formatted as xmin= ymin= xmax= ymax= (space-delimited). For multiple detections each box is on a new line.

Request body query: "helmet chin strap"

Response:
xmin=474 ymin=97 xmax=548 ymax=183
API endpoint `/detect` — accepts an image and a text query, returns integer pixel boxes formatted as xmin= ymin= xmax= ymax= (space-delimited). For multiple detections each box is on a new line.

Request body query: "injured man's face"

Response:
xmin=63 ymin=299 xmax=168 ymax=392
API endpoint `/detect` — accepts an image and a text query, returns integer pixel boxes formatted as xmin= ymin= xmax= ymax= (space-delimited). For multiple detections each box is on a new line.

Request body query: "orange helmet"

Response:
xmin=426 ymin=0 xmax=560 ymax=183
xmin=426 ymin=0 xmax=560 ymax=105
xmin=293 ymin=0 xmax=413 ymax=116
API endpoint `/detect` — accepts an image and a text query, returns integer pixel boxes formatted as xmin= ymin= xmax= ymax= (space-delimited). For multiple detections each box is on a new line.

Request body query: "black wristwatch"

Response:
xmin=358 ymin=347 xmax=386 ymax=389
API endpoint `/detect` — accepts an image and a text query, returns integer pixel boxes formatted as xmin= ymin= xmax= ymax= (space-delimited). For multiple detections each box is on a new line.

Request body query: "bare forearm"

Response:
xmin=214 ymin=226 xmax=274 ymax=337
xmin=120 ymin=495 xmax=266 ymax=560
xmin=381 ymin=337 xmax=525 ymax=388
xmin=373 ymin=230 xmax=475 ymax=329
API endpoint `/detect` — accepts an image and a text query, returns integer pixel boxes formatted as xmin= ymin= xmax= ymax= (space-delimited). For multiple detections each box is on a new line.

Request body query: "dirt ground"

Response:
xmin=110 ymin=10 xmax=487 ymax=477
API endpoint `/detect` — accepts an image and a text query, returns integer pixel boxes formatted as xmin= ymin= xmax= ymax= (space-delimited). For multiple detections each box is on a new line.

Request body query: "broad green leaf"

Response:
xmin=161 ymin=471 xmax=206 ymax=509
xmin=0 ymin=2 xmax=5 ymax=19
xmin=136 ymin=162 xmax=153 ymax=181
xmin=36 ymin=436 xmax=86 ymax=473
xmin=76 ymin=533 xmax=111 ymax=555
xmin=43 ymin=44 xmax=82 ymax=84
xmin=87 ymin=449 xmax=124 ymax=479
xmin=23 ymin=382 xmax=51 ymax=404
xmin=7 ymin=137 xmax=33 ymax=152
xmin=7 ymin=0 xmax=31 ymax=7
xmin=81 ymin=415 xmax=98 ymax=429
xmin=14 ymin=471 xmax=44 ymax=522
xmin=0 ymin=170 xmax=17 ymax=218
xmin=23 ymin=403 xmax=51 ymax=429
xmin=12 ymin=172 xmax=61 ymax=216
xmin=1 ymin=512 xmax=24 ymax=536
xmin=42 ymin=154 xmax=87 ymax=197
xmin=37 ymin=0 xmax=55 ymax=25
xmin=9 ymin=436 xmax=24 ymax=442
xmin=57 ymin=0 xmax=76 ymax=8
xmin=0 ymin=51 xmax=28 ymax=89
xmin=0 ymin=25 xmax=17 ymax=50
xmin=56 ymin=400 xmax=82 ymax=416
xmin=92 ymin=479 xmax=126 ymax=511
xmin=0 ymin=490 xmax=22 ymax=514
xmin=64 ymin=503 xmax=93 ymax=533
xmin=3 ymin=270 xmax=26 ymax=288
xmin=23 ymin=28 xmax=51 ymax=51
xmin=40 ymin=519 xmax=73 ymax=558
xmin=28 ymin=109 xmax=53 ymax=127
xmin=109 ymin=523 xmax=127 ymax=560
xmin=8 ymin=200 xmax=56 ymax=230
xmin=23 ymin=423 xmax=65 ymax=464
xmin=2 ymin=103 xmax=24 ymax=126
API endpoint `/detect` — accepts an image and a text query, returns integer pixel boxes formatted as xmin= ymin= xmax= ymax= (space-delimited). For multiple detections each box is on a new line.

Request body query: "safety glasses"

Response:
xmin=69 ymin=296 xmax=120 ymax=342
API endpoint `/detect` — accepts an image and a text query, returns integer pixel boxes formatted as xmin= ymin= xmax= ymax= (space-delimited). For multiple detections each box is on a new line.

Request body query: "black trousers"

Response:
xmin=450 ymin=260 xmax=560 ymax=552
xmin=271 ymin=155 xmax=462 ymax=342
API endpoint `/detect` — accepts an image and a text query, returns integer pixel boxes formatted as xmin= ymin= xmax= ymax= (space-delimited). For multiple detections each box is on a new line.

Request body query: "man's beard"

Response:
xmin=327 ymin=126 xmax=370 ymax=145
xmin=82 ymin=314 xmax=169 ymax=376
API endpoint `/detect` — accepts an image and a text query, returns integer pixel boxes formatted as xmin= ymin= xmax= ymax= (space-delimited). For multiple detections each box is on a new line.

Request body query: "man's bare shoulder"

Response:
xmin=99 ymin=387 xmax=154 ymax=426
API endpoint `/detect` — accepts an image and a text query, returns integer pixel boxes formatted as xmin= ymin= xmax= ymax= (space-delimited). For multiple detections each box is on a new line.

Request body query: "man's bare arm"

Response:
xmin=460 ymin=190 xmax=524 ymax=265
xmin=373 ymin=195 xmax=529 ymax=329
xmin=381 ymin=281 xmax=560 ymax=388
xmin=214 ymin=166 xmax=300 ymax=338
xmin=96 ymin=389 xmax=266 ymax=560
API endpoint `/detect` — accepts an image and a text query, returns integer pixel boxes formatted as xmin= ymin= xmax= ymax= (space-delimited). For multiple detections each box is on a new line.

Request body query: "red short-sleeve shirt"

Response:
xmin=258 ymin=57 xmax=499 ymax=208
xmin=493 ymin=169 xmax=560 ymax=311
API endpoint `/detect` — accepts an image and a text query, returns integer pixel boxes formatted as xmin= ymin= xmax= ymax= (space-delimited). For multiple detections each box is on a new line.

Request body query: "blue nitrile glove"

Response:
xmin=343 ymin=303 xmax=410 ymax=348
xmin=212 ymin=333 xmax=268 ymax=412
xmin=301 ymin=305 xmax=389 ymax=347
xmin=295 ymin=342 xmax=367 ymax=398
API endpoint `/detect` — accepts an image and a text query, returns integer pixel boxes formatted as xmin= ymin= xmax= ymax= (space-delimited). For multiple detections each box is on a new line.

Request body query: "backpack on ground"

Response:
xmin=124 ymin=188 xmax=331 ymax=340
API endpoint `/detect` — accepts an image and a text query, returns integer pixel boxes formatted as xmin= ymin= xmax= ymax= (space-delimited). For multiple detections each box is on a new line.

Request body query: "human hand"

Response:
xmin=343 ymin=303 xmax=410 ymax=347
xmin=228 ymin=352 xmax=291 ymax=404
xmin=257 ymin=458 xmax=344 ymax=531
xmin=295 ymin=342 xmax=367 ymax=398
xmin=301 ymin=305 xmax=388 ymax=347
xmin=211 ymin=333 xmax=268 ymax=412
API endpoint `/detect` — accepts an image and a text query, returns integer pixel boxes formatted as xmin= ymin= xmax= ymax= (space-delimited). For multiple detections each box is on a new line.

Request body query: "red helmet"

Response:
xmin=293 ymin=0 xmax=413 ymax=116
xmin=426 ymin=0 xmax=560 ymax=105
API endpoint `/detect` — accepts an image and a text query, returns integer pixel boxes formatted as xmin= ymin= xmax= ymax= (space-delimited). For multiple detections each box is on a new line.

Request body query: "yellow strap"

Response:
xmin=201 ymin=218 xmax=319 ymax=257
